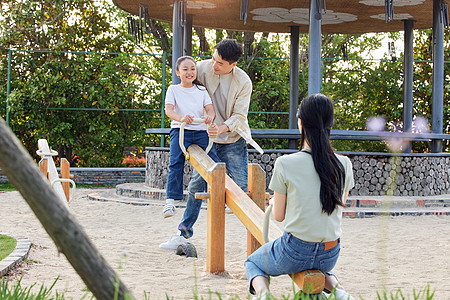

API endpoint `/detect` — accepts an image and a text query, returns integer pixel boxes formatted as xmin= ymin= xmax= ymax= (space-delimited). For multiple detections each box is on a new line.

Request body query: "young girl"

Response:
xmin=245 ymin=94 xmax=355 ymax=300
xmin=162 ymin=56 xmax=219 ymax=219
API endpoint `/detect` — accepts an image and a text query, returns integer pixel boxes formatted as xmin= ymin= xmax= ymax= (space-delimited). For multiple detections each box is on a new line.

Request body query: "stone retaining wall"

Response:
xmin=0 ymin=169 xmax=7 ymax=184
xmin=145 ymin=148 xmax=450 ymax=197
xmin=0 ymin=167 xmax=145 ymax=186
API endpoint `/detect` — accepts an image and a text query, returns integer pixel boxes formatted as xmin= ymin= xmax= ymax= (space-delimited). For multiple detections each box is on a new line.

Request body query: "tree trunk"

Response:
xmin=243 ymin=31 xmax=255 ymax=61
xmin=194 ymin=26 xmax=209 ymax=54
xmin=0 ymin=117 xmax=133 ymax=300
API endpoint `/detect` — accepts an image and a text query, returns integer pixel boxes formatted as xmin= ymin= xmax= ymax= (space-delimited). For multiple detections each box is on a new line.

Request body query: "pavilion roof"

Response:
xmin=113 ymin=0 xmax=435 ymax=34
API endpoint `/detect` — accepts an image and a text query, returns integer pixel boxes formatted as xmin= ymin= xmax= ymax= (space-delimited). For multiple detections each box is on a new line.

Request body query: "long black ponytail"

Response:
xmin=297 ymin=94 xmax=346 ymax=215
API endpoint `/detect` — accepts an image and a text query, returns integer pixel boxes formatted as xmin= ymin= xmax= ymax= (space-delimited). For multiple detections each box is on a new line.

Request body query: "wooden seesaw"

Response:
xmin=36 ymin=139 xmax=76 ymax=207
xmin=180 ymin=121 xmax=325 ymax=295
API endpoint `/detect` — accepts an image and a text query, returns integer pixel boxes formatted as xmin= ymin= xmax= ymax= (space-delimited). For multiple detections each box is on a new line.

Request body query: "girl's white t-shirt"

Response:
xmin=165 ymin=84 xmax=212 ymax=130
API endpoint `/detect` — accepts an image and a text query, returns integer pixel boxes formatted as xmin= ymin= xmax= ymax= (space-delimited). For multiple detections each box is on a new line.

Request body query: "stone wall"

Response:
xmin=0 ymin=167 xmax=145 ymax=186
xmin=145 ymin=147 xmax=450 ymax=196
xmin=0 ymin=169 xmax=7 ymax=184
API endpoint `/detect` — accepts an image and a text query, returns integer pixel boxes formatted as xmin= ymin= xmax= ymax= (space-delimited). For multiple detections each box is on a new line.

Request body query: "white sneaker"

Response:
xmin=251 ymin=292 xmax=271 ymax=300
xmin=333 ymin=289 xmax=355 ymax=300
xmin=159 ymin=232 xmax=190 ymax=250
xmin=163 ymin=199 xmax=176 ymax=218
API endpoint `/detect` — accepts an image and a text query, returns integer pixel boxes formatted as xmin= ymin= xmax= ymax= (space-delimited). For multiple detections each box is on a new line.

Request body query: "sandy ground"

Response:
xmin=0 ymin=188 xmax=449 ymax=300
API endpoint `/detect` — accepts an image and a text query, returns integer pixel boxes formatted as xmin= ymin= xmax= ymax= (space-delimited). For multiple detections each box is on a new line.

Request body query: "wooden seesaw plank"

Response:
xmin=186 ymin=144 xmax=325 ymax=294
xmin=247 ymin=164 xmax=266 ymax=256
xmin=187 ymin=145 xmax=282 ymax=244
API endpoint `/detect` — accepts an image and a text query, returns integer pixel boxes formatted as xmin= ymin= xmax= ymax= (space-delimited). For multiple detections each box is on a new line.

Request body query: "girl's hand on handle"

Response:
xmin=180 ymin=115 xmax=194 ymax=124
xmin=207 ymin=123 xmax=219 ymax=139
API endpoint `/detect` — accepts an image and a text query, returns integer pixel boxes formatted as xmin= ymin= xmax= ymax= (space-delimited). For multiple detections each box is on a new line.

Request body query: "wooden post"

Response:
xmin=0 ymin=117 xmax=133 ymax=300
xmin=187 ymin=144 xmax=283 ymax=245
xmin=247 ymin=164 xmax=266 ymax=256
xmin=39 ymin=158 xmax=48 ymax=179
xmin=207 ymin=162 xmax=226 ymax=273
xmin=60 ymin=158 xmax=70 ymax=203
xmin=185 ymin=145 xmax=324 ymax=293
xmin=37 ymin=140 xmax=68 ymax=208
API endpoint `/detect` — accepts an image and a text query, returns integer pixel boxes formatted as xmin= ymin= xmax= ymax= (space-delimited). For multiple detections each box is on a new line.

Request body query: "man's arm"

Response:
xmin=203 ymin=104 xmax=215 ymax=125
xmin=223 ymin=78 xmax=252 ymax=132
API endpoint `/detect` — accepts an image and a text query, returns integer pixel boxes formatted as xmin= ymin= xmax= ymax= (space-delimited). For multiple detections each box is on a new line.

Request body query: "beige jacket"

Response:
xmin=196 ymin=59 xmax=253 ymax=145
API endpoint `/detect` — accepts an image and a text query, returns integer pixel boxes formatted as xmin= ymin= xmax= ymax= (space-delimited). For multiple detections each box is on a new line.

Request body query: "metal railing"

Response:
xmin=4 ymin=49 xmax=450 ymax=151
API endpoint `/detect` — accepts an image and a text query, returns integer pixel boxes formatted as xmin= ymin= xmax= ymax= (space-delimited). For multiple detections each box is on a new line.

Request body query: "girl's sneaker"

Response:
xmin=333 ymin=289 xmax=355 ymax=300
xmin=324 ymin=288 xmax=355 ymax=300
xmin=252 ymin=292 xmax=272 ymax=300
xmin=163 ymin=199 xmax=176 ymax=218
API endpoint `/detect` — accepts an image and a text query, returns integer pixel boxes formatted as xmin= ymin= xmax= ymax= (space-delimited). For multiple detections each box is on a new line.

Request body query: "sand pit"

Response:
xmin=0 ymin=188 xmax=449 ymax=299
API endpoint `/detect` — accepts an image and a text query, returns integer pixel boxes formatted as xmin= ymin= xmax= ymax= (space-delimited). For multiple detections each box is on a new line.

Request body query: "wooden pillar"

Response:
xmin=207 ymin=162 xmax=226 ymax=273
xmin=247 ymin=164 xmax=266 ymax=256
xmin=39 ymin=158 xmax=48 ymax=179
xmin=60 ymin=158 xmax=70 ymax=203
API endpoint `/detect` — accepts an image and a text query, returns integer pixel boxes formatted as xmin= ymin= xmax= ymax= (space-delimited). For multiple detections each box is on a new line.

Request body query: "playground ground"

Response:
xmin=0 ymin=188 xmax=449 ymax=299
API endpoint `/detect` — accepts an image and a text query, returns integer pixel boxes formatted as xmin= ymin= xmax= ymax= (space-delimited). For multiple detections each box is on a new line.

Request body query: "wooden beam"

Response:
xmin=225 ymin=175 xmax=283 ymax=244
xmin=186 ymin=143 xmax=324 ymax=293
xmin=247 ymin=164 xmax=266 ymax=256
xmin=38 ymin=158 xmax=48 ymax=179
xmin=187 ymin=144 xmax=282 ymax=245
xmin=206 ymin=162 xmax=226 ymax=273
xmin=186 ymin=144 xmax=216 ymax=184
xmin=60 ymin=158 xmax=70 ymax=203
xmin=0 ymin=117 xmax=133 ymax=300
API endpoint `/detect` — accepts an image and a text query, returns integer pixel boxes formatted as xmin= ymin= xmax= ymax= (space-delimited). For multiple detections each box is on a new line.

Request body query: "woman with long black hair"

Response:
xmin=245 ymin=94 xmax=355 ymax=300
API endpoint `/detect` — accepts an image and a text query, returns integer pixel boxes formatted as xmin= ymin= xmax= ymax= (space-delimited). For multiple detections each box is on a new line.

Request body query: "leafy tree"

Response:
xmin=0 ymin=0 xmax=165 ymax=166
xmin=323 ymin=30 xmax=449 ymax=152
xmin=1 ymin=0 xmax=448 ymax=165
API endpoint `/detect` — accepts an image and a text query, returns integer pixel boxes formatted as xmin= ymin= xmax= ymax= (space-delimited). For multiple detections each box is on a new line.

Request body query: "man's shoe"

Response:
xmin=159 ymin=233 xmax=190 ymax=250
xmin=163 ymin=199 xmax=176 ymax=218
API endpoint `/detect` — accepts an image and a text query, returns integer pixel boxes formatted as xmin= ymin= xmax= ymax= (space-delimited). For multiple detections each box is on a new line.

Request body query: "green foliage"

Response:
xmin=0 ymin=183 xmax=16 ymax=191
xmin=0 ymin=0 xmax=164 ymax=167
xmin=0 ymin=277 xmax=64 ymax=300
xmin=1 ymin=0 xmax=449 ymax=164
xmin=376 ymin=285 xmax=435 ymax=300
xmin=240 ymin=35 xmax=293 ymax=149
xmin=323 ymin=31 xmax=450 ymax=152
xmin=0 ymin=235 xmax=17 ymax=261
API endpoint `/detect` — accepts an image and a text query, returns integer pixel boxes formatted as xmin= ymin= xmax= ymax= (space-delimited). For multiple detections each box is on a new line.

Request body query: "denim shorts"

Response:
xmin=244 ymin=232 xmax=340 ymax=294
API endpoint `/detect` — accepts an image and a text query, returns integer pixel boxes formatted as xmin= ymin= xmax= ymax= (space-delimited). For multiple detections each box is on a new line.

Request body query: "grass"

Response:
xmin=0 ymin=277 xmax=64 ymax=300
xmin=0 ymin=275 xmax=436 ymax=300
xmin=0 ymin=183 xmax=114 ymax=191
xmin=0 ymin=183 xmax=16 ymax=191
xmin=0 ymin=235 xmax=17 ymax=261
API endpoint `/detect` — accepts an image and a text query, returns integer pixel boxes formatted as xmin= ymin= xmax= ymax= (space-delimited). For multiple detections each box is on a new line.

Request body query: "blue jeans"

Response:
xmin=166 ymin=128 xmax=219 ymax=200
xmin=245 ymin=232 xmax=340 ymax=294
xmin=178 ymin=137 xmax=248 ymax=238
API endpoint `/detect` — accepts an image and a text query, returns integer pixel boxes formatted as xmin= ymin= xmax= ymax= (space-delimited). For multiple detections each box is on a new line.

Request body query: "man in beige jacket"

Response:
xmin=160 ymin=39 xmax=253 ymax=250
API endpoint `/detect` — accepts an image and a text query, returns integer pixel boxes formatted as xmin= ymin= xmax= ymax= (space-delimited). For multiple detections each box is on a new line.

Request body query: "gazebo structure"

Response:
xmin=113 ymin=0 xmax=448 ymax=152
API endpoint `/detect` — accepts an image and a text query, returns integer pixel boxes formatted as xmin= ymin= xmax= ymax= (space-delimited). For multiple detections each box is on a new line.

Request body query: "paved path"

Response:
xmin=88 ymin=183 xmax=450 ymax=217
xmin=0 ymin=234 xmax=31 ymax=277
